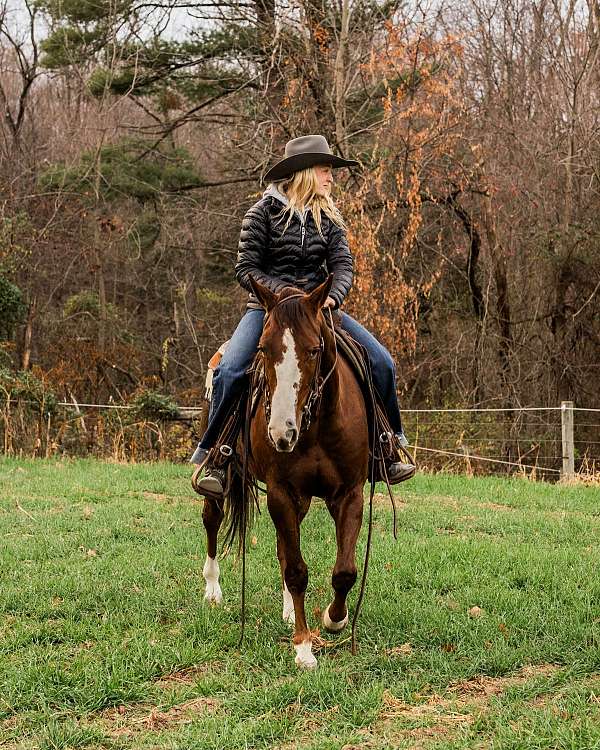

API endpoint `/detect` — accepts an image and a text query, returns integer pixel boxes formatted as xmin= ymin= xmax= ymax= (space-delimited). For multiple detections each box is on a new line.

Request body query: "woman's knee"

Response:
xmin=372 ymin=342 xmax=395 ymax=375
xmin=213 ymin=359 xmax=248 ymax=388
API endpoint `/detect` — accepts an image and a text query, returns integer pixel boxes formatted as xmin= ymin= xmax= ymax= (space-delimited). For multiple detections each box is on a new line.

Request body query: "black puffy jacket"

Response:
xmin=234 ymin=190 xmax=354 ymax=309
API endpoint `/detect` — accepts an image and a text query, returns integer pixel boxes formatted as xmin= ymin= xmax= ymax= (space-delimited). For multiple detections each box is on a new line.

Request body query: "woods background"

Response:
xmin=1 ymin=0 xmax=599 ymax=462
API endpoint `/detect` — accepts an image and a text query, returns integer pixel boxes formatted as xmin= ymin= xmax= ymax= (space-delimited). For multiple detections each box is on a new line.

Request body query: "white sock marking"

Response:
xmin=269 ymin=328 xmax=300 ymax=443
xmin=203 ymin=556 xmax=222 ymax=604
xmin=282 ymin=583 xmax=295 ymax=625
xmin=323 ymin=604 xmax=348 ymax=632
xmin=294 ymin=639 xmax=317 ymax=670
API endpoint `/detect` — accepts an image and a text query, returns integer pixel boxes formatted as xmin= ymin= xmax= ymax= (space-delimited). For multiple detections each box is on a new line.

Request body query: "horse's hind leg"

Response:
xmin=323 ymin=486 xmax=364 ymax=632
xmin=268 ymin=490 xmax=315 ymax=669
xmin=202 ymin=497 xmax=224 ymax=604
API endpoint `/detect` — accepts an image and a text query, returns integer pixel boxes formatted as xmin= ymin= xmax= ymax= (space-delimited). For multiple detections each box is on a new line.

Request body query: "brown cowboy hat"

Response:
xmin=263 ymin=134 xmax=359 ymax=183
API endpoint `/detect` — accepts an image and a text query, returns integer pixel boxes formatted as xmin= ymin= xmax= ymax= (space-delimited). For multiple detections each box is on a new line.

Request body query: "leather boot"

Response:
xmin=192 ymin=466 xmax=226 ymax=498
xmin=190 ymin=447 xmax=226 ymax=499
xmin=385 ymin=460 xmax=416 ymax=484
xmin=377 ymin=432 xmax=416 ymax=484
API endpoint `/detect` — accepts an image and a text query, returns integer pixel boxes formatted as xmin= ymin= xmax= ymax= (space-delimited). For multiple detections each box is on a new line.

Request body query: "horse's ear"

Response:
xmin=306 ymin=273 xmax=334 ymax=312
xmin=248 ymin=275 xmax=277 ymax=311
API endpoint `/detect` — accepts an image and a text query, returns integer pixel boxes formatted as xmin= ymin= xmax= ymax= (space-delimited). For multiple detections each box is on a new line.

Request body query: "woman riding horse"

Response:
xmin=190 ymin=134 xmax=415 ymax=493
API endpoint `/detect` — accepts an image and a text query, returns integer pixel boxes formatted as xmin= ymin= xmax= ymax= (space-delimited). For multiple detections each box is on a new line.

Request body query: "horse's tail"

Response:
xmin=220 ymin=388 xmax=258 ymax=555
xmin=221 ymin=458 xmax=257 ymax=553
xmin=219 ymin=387 xmax=259 ymax=645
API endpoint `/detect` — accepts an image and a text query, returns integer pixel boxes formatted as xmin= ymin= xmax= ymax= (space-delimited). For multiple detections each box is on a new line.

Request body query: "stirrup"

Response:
xmin=398 ymin=442 xmax=415 ymax=467
xmin=191 ymin=447 xmax=210 ymax=489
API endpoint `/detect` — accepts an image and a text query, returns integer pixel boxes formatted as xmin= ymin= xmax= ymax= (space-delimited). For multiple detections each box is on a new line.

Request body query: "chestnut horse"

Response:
xmin=201 ymin=274 xmax=370 ymax=669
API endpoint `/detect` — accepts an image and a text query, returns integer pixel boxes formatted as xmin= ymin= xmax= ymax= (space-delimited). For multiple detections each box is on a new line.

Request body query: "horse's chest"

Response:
xmin=253 ymin=444 xmax=359 ymax=498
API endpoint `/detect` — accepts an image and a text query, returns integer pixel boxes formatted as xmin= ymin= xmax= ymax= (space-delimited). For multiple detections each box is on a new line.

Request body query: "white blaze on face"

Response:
xmin=269 ymin=328 xmax=300 ymax=444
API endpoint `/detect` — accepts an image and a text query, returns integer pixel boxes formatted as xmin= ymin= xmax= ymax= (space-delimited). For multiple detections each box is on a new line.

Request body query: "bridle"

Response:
xmin=258 ymin=293 xmax=338 ymax=438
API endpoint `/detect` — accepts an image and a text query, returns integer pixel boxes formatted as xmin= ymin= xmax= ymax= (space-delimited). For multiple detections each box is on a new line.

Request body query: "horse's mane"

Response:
xmin=278 ymin=286 xmax=303 ymax=299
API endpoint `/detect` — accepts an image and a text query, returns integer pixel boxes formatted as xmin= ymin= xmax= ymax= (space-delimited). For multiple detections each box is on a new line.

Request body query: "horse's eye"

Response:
xmin=309 ymin=348 xmax=320 ymax=359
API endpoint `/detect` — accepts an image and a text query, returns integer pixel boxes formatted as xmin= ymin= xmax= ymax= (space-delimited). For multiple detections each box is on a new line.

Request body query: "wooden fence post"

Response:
xmin=561 ymin=401 xmax=575 ymax=478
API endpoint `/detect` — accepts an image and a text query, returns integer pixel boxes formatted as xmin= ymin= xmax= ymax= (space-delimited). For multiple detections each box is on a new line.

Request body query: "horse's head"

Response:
xmin=249 ymin=274 xmax=334 ymax=452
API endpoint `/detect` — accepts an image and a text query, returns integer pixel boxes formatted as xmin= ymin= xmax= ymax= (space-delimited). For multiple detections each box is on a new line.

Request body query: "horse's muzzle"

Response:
xmin=269 ymin=421 xmax=298 ymax=452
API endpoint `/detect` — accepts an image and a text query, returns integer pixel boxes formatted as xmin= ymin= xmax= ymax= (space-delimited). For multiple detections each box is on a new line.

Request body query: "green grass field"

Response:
xmin=2 ymin=458 xmax=600 ymax=750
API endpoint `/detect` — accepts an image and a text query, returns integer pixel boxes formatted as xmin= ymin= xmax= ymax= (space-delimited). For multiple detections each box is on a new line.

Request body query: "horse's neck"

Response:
xmin=318 ymin=320 xmax=340 ymax=410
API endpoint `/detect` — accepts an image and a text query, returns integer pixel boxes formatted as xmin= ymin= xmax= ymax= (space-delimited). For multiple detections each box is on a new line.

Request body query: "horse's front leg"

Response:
xmin=323 ymin=485 xmax=364 ymax=632
xmin=277 ymin=498 xmax=310 ymax=626
xmin=202 ymin=496 xmax=224 ymax=604
xmin=276 ymin=531 xmax=295 ymax=625
xmin=267 ymin=489 xmax=315 ymax=669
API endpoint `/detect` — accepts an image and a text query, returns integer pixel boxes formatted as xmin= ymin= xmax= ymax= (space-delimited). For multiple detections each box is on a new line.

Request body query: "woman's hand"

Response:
xmin=323 ymin=296 xmax=336 ymax=309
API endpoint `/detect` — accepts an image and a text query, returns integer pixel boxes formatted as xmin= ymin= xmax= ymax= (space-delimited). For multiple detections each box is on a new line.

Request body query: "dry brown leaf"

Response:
xmin=77 ymin=546 xmax=98 ymax=558
xmin=386 ymin=642 xmax=413 ymax=656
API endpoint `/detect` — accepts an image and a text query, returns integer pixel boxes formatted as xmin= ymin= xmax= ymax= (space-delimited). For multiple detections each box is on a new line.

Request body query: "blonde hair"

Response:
xmin=273 ymin=166 xmax=347 ymax=238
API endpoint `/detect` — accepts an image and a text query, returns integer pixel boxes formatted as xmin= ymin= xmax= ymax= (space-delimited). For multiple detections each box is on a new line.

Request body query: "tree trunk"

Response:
xmin=21 ymin=297 xmax=36 ymax=370
xmin=483 ymin=195 xmax=513 ymax=386
xmin=333 ymin=0 xmax=351 ymax=148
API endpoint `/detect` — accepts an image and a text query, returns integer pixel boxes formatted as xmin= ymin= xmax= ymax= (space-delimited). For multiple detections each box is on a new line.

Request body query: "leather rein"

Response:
xmin=258 ymin=293 xmax=338 ymax=437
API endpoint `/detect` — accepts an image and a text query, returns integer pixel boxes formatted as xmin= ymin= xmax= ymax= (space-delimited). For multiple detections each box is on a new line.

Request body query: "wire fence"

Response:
xmin=401 ymin=404 xmax=599 ymax=478
xmin=2 ymin=398 xmax=599 ymax=480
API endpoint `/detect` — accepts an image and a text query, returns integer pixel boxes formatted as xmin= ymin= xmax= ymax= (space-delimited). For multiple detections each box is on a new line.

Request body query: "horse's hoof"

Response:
xmin=204 ymin=584 xmax=223 ymax=605
xmin=322 ymin=605 xmax=348 ymax=633
xmin=294 ymin=641 xmax=317 ymax=670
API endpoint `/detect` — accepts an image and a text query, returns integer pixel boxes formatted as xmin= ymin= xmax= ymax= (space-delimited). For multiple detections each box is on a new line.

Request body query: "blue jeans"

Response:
xmin=190 ymin=309 xmax=405 ymax=460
